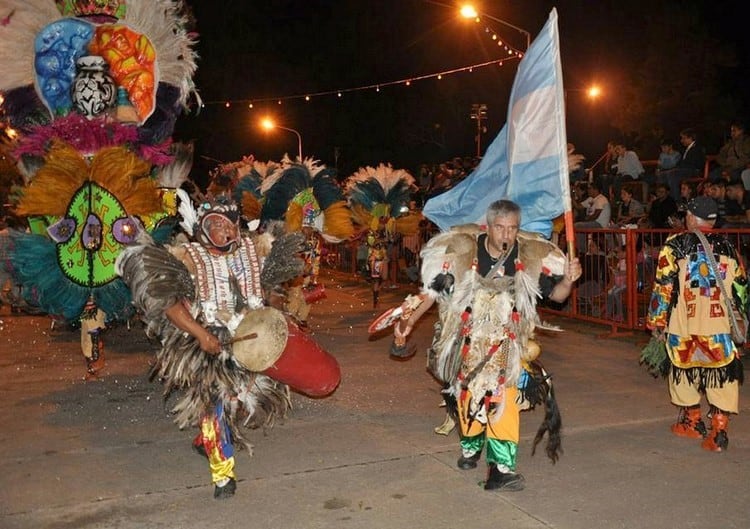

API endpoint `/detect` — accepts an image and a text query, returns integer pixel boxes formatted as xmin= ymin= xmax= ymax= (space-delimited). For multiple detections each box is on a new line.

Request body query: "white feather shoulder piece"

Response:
xmin=175 ymin=188 xmax=198 ymax=236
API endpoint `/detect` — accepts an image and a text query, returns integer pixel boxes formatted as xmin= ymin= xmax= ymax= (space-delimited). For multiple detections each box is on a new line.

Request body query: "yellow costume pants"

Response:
xmin=669 ymin=373 xmax=739 ymax=414
xmin=458 ymin=386 xmax=521 ymax=470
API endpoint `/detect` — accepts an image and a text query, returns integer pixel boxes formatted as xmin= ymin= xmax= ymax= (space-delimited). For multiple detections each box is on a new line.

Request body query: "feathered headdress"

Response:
xmin=0 ymin=0 xmax=199 ymax=128
xmin=345 ymin=163 xmax=420 ymax=236
xmin=1 ymin=0 xmax=199 ymax=323
xmin=260 ymin=156 xmax=354 ymax=242
xmin=205 ymin=156 xmax=279 ymax=223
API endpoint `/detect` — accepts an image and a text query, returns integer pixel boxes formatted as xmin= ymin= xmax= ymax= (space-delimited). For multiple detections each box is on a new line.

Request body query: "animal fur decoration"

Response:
xmin=419 ymin=224 xmax=565 ymax=463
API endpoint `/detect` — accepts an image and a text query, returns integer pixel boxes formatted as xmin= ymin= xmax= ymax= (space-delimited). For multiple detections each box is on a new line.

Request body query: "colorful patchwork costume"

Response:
xmin=647 ymin=229 xmax=747 ymax=451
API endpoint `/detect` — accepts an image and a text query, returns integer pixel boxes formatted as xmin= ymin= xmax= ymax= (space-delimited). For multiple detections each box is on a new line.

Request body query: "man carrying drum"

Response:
xmin=116 ymin=192 xmax=340 ymax=500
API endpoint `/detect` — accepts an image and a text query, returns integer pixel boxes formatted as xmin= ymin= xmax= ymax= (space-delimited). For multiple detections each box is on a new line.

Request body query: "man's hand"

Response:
xmin=394 ymin=320 xmax=412 ymax=346
xmin=199 ymin=330 xmax=222 ymax=355
xmin=565 ymin=257 xmax=582 ymax=283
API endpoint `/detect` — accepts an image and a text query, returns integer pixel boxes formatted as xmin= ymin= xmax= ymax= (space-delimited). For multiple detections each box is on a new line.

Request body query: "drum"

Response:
xmin=232 ymin=307 xmax=340 ymax=397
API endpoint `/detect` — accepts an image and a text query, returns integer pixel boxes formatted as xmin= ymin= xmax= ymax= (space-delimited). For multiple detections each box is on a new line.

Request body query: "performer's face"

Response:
xmin=487 ymin=213 xmax=519 ymax=253
xmin=203 ymin=213 xmax=239 ymax=251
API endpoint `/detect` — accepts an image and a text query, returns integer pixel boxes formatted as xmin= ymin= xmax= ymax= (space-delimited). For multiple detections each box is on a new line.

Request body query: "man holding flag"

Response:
xmin=377 ymin=9 xmax=581 ymax=491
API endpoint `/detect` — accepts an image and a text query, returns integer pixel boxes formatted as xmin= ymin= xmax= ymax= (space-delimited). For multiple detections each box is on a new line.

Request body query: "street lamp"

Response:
xmin=469 ymin=103 xmax=487 ymax=157
xmin=460 ymin=4 xmax=531 ymax=51
xmin=260 ymin=117 xmax=303 ymax=161
xmin=564 ymin=85 xmax=603 ymax=104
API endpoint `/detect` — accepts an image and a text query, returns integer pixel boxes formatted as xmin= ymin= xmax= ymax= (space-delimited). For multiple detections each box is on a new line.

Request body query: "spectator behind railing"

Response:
xmin=705 ymin=180 xmax=743 ymax=228
xmin=606 ymin=245 xmax=627 ymax=322
xmin=655 ymin=138 xmax=682 ymax=185
xmin=643 ymin=183 xmax=678 ymax=229
xmin=613 ymin=186 xmax=646 ymax=226
xmin=662 ymin=128 xmax=707 ymax=201
xmin=710 ymin=120 xmax=750 ymax=184
xmin=573 ymin=181 xmax=611 ymax=253
xmin=613 ymin=141 xmax=646 ymax=198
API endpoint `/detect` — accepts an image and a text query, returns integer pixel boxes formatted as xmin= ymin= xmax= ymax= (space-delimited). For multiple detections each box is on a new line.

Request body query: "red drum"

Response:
xmin=263 ymin=319 xmax=341 ymax=397
xmin=232 ymin=308 xmax=340 ymax=397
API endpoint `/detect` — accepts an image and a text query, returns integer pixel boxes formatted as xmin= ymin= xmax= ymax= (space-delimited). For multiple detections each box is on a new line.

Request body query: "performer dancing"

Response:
xmin=117 ymin=193 xmax=340 ymax=499
xmin=644 ymin=196 xmax=747 ymax=452
xmin=1 ymin=0 xmax=199 ymax=378
xmin=385 ymin=199 xmax=580 ymax=491
xmin=345 ymin=163 xmax=421 ymax=308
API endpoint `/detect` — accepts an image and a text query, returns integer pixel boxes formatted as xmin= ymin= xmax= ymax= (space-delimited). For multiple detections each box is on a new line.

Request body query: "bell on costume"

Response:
xmin=71 ymin=55 xmax=117 ymax=119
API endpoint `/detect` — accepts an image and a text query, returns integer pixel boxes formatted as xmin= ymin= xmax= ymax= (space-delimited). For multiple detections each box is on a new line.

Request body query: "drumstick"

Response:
xmin=222 ymin=332 xmax=258 ymax=346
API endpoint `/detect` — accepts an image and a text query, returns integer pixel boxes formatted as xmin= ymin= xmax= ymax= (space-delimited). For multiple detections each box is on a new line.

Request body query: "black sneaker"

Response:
xmin=214 ymin=478 xmax=236 ymax=499
xmin=484 ymin=466 xmax=525 ymax=491
xmin=457 ymin=452 xmax=481 ymax=470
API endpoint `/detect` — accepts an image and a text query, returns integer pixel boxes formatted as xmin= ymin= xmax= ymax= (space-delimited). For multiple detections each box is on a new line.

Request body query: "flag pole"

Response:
xmin=564 ymin=208 xmax=576 ymax=259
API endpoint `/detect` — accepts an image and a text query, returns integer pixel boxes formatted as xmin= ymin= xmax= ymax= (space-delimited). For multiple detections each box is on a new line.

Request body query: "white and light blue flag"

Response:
xmin=423 ymin=8 xmax=569 ymax=238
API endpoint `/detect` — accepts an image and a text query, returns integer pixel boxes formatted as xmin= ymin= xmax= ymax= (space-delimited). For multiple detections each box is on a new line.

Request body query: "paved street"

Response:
xmin=1 ymin=268 xmax=749 ymax=529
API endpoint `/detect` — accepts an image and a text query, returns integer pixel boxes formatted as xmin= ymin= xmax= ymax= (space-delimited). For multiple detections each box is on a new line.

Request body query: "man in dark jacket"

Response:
xmin=665 ymin=128 xmax=706 ymax=201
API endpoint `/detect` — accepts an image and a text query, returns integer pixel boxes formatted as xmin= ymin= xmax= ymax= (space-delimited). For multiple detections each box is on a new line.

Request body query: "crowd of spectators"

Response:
xmin=413 ymin=156 xmax=481 ymax=205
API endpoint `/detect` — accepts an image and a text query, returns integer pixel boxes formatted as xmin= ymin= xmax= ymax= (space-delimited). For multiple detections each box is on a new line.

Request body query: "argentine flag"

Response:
xmin=423 ymin=8 xmax=570 ymax=239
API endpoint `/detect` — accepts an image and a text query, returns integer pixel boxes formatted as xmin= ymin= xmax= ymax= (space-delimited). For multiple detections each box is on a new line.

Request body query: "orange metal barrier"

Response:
xmin=321 ymin=225 xmax=750 ymax=335
xmin=547 ymin=226 xmax=750 ymax=335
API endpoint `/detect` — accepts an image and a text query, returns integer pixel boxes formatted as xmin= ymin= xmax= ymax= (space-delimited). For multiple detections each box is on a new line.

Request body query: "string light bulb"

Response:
xmin=205 ymin=57 xmax=519 ymax=108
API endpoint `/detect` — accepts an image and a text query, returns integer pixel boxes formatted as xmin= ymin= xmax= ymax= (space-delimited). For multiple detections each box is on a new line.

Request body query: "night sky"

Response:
xmin=175 ymin=0 xmax=750 ymax=181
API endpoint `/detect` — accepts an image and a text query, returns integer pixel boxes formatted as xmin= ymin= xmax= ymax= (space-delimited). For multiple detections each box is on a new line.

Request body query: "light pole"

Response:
xmin=260 ymin=118 xmax=303 ymax=161
xmin=469 ymin=103 xmax=487 ymax=157
xmin=460 ymin=4 xmax=531 ymax=51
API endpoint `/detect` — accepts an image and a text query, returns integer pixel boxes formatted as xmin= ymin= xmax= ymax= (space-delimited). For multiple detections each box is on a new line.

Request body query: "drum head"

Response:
xmin=232 ymin=307 xmax=288 ymax=371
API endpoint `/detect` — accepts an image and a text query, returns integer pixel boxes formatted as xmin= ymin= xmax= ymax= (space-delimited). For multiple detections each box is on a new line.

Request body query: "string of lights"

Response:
xmin=203 ymin=54 xmax=522 ymax=109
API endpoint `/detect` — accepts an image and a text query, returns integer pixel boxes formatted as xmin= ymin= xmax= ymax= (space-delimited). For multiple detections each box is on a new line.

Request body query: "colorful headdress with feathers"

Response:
xmin=1 ymin=1 xmax=199 ymax=322
xmin=345 ymin=163 xmax=420 ymax=237
xmin=260 ymin=156 xmax=354 ymax=242
xmin=206 ymin=155 xmax=280 ymax=223
xmin=0 ymin=0 xmax=199 ymax=130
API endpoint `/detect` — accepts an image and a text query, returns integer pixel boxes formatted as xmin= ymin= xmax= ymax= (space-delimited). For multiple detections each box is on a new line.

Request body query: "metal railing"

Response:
xmin=321 ymin=225 xmax=750 ymax=333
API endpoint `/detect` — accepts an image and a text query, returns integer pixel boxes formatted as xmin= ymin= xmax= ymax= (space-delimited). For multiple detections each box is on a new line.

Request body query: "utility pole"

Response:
xmin=470 ymin=104 xmax=488 ymax=157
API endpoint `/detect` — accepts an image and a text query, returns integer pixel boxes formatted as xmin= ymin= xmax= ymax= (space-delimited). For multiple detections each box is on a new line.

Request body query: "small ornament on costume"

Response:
xmin=112 ymin=217 xmax=142 ymax=244
xmin=115 ymin=87 xmax=139 ymax=123
xmin=82 ymin=213 xmax=104 ymax=250
xmin=71 ymin=55 xmax=118 ymax=119
xmin=56 ymin=0 xmax=126 ymax=22
xmin=47 ymin=217 xmax=77 ymax=244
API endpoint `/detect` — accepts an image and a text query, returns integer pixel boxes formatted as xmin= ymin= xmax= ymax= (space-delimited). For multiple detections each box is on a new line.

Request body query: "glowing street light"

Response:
xmin=260 ymin=117 xmax=303 ymax=161
xmin=586 ymin=85 xmax=602 ymax=99
xmin=459 ymin=3 xmax=531 ymax=51
xmin=565 ymin=85 xmax=604 ymax=103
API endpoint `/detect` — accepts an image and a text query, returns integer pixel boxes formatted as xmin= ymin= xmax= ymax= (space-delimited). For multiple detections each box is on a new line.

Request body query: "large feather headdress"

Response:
xmin=345 ymin=163 xmax=421 ymax=236
xmin=1 ymin=0 xmax=200 ymax=324
xmin=205 ymin=155 xmax=279 ymax=223
xmin=0 ymin=0 xmax=199 ymax=127
xmin=260 ymin=156 xmax=354 ymax=242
